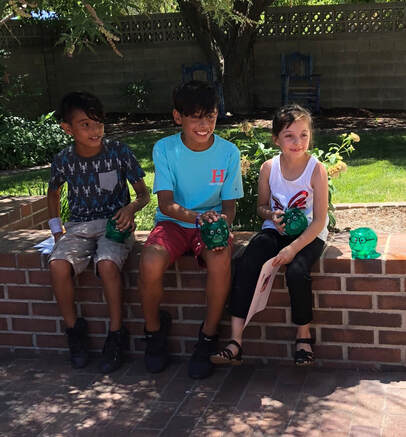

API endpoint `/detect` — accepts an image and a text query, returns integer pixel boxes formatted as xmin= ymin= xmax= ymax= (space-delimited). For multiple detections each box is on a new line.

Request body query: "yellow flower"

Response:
xmin=337 ymin=161 xmax=347 ymax=173
xmin=241 ymin=121 xmax=253 ymax=135
xmin=327 ymin=161 xmax=347 ymax=178
xmin=349 ymin=132 xmax=360 ymax=142
xmin=240 ymin=156 xmax=251 ymax=176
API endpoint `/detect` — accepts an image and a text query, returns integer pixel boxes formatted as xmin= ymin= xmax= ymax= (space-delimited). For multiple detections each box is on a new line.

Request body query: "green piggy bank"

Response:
xmin=105 ymin=218 xmax=131 ymax=243
xmin=200 ymin=218 xmax=229 ymax=250
xmin=282 ymin=208 xmax=308 ymax=237
xmin=349 ymin=227 xmax=380 ymax=259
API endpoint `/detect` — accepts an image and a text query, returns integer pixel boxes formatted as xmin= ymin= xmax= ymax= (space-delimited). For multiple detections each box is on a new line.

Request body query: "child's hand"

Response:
xmin=271 ymin=210 xmax=285 ymax=234
xmin=198 ymin=210 xmax=220 ymax=225
xmin=53 ymin=232 xmax=63 ymax=242
xmin=271 ymin=245 xmax=296 ymax=267
xmin=113 ymin=205 xmax=136 ymax=232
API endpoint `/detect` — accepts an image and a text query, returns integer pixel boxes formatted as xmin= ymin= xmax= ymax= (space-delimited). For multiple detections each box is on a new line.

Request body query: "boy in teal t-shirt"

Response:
xmin=139 ymin=80 xmax=243 ymax=379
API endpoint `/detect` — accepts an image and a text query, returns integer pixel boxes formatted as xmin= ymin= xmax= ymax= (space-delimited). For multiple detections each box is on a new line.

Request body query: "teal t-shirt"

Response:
xmin=153 ymin=132 xmax=243 ymax=228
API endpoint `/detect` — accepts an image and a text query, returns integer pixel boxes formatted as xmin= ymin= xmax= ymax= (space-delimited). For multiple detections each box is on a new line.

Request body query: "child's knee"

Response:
xmin=206 ymin=248 xmax=231 ymax=273
xmin=286 ymin=262 xmax=310 ymax=285
xmin=139 ymin=245 xmax=170 ymax=279
xmin=97 ymin=259 xmax=119 ymax=277
xmin=49 ymin=259 xmax=73 ymax=277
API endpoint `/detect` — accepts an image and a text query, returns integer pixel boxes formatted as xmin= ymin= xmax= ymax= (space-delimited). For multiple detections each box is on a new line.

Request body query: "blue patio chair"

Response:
xmin=281 ymin=52 xmax=321 ymax=113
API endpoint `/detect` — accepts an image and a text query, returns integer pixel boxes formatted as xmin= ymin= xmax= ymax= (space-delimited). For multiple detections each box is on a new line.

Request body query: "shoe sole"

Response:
xmin=295 ymin=360 xmax=315 ymax=367
xmin=210 ymin=356 xmax=243 ymax=366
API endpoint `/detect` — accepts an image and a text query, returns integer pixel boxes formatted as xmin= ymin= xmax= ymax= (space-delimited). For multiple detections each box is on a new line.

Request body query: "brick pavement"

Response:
xmin=1 ymin=354 xmax=406 ymax=436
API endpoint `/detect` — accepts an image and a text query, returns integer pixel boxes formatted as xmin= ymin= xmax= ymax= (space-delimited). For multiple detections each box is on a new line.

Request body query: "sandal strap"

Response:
xmin=228 ymin=339 xmax=243 ymax=353
xmin=296 ymin=338 xmax=314 ymax=345
xmin=218 ymin=340 xmax=243 ymax=361
xmin=295 ymin=349 xmax=314 ymax=362
xmin=219 ymin=347 xmax=234 ymax=360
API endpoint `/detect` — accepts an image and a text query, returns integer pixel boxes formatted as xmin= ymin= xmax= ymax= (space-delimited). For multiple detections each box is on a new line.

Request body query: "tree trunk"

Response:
xmin=222 ymin=29 xmax=256 ymax=113
xmin=177 ymin=0 xmax=271 ymax=114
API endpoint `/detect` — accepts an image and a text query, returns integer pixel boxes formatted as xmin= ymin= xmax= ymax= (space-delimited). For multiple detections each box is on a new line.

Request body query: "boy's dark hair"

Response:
xmin=173 ymin=80 xmax=219 ymax=117
xmin=272 ymin=104 xmax=313 ymax=140
xmin=59 ymin=91 xmax=104 ymax=123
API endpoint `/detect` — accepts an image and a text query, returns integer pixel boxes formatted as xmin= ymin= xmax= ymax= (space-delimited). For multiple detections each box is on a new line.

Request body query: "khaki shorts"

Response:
xmin=49 ymin=219 xmax=134 ymax=276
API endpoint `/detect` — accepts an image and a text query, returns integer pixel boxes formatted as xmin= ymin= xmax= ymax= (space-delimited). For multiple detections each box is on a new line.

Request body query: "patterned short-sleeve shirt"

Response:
xmin=48 ymin=138 xmax=145 ymax=222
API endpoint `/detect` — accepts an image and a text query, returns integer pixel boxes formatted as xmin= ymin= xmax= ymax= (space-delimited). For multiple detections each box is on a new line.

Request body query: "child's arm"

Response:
xmin=256 ymin=159 xmax=285 ymax=233
xmin=272 ymin=162 xmax=328 ymax=267
xmin=113 ymin=179 xmax=150 ymax=232
xmin=47 ymin=186 xmax=63 ymax=241
xmin=157 ymin=190 xmax=202 ymax=224
xmin=221 ymin=199 xmax=236 ymax=227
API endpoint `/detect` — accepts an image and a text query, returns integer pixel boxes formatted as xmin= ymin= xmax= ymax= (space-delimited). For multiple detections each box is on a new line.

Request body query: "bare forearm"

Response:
xmin=160 ymin=201 xmax=199 ymax=224
xmin=222 ymin=205 xmax=236 ymax=227
xmin=257 ymin=204 xmax=272 ymax=221
xmin=128 ymin=191 xmax=150 ymax=214
xmin=47 ymin=189 xmax=60 ymax=218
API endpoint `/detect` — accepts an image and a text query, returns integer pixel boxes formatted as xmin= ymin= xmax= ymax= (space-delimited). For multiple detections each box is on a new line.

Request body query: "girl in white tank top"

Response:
xmin=211 ymin=104 xmax=329 ymax=368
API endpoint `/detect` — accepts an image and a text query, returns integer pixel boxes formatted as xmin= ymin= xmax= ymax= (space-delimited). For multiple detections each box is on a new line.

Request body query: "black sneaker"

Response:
xmin=144 ymin=310 xmax=172 ymax=373
xmin=99 ymin=326 xmax=130 ymax=374
xmin=66 ymin=317 xmax=89 ymax=369
xmin=188 ymin=323 xmax=218 ymax=379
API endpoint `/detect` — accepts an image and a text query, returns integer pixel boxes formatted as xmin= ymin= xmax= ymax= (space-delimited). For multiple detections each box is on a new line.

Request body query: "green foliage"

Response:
xmin=60 ymin=183 xmax=70 ymax=223
xmin=222 ymin=123 xmax=358 ymax=231
xmin=220 ymin=122 xmax=279 ymax=231
xmin=123 ymin=80 xmax=151 ymax=112
xmin=0 ymin=49 xmax=43 ymax=118
xmin=0 ymin=112 xmax=70 ymax=170
xmin=312 ymin=132 xmax=359 ymax=229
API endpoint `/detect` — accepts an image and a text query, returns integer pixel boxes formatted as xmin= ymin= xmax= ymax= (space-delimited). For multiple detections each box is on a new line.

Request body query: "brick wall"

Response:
xmin=0 ymin=229 xmax=405 ymax=369
xmin=0 ymin=196 xmax=49 ymax=232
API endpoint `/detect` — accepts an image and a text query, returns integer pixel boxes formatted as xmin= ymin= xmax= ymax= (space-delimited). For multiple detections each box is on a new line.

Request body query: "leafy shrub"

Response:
xmin=222 ymin=123 xmax=358 ymax=231
xmin=0 ymin=112 xmax=70 ymax=170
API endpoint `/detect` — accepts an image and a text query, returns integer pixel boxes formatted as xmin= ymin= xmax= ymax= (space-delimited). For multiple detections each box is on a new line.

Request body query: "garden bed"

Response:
xmin=333 ymin=204 xmax=406 ymax=234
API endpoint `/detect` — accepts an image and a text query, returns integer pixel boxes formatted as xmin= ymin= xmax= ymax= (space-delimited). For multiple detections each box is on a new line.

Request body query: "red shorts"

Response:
xmin=144 ymin=221 xmax=205 ymax=265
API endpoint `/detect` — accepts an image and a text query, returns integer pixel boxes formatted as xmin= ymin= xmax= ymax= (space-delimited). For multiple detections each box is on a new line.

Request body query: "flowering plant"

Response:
xmin=223 ymin=123 xmax=358 ymax=231
xmin=312 ymin=132 xmax=359 ymax=229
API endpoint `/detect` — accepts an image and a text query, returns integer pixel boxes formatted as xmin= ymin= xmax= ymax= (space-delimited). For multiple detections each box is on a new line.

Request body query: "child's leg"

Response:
xmin=285 ymin=238 xmax=325 ymax=358
xmin=201 ymin=245 xmax=232 ymax=335
xmin=138 ymin=244 xmax=172 ymax=331
xmin=213 ymin=230 xmax=282 ymax=359
xmin=49 ymin=259 xmax=76 ymax=327
xmin=228 ymin=230 xmax=282 ymax=323
xmin=97 ymin=260 xmax=123 ymax=331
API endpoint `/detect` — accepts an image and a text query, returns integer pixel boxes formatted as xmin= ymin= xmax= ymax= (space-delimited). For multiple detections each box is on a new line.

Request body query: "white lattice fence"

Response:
xmin=1 ymin=3 xmax=406 ymax=48
xmin=259 ymin=3 xmax=406 ymax=38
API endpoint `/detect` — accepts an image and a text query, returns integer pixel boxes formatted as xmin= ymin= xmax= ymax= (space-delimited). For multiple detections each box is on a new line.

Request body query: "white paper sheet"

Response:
xmin=244 ymin=259 xmax=280 ymax=329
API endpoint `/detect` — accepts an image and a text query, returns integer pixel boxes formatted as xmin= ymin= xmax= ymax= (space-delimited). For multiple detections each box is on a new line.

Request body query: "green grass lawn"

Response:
xmin=314 ymin=131 xmax=406 ymax=203
xmin=0 ymin=128 xmax=405 ymax=230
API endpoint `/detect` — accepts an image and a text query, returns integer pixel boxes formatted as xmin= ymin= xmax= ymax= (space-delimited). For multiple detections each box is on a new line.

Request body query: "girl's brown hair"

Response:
xmin=272 ymin=104 xmax=313 ymax=145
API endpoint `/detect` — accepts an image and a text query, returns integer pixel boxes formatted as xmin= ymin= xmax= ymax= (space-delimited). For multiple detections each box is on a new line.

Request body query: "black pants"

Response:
xmin=229 ymin=229 xmax=325 ymax=326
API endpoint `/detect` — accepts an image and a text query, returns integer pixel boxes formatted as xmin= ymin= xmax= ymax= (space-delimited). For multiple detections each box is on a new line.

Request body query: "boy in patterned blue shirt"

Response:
xmin=48 ymin=92 xmax=149 ymax=373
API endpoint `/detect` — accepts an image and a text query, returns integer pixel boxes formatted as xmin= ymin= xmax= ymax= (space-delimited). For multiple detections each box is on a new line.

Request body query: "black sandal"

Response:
xmin=210 ymin=340 xmax=243 ymax=366
xmin=295 ymin=338 xmax=315 ymax=366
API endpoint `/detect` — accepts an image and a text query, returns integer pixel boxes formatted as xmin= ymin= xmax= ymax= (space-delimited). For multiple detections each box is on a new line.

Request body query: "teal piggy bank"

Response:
xmin=105 ymin=218 xmax=131 ymax=243
xmin=200 ymin=218 xmax=229 ymax=250
xmin=349 ymin=227 xmax=380 ymax=259
xmin=282 ymin=208 xmax=308 ymax=237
